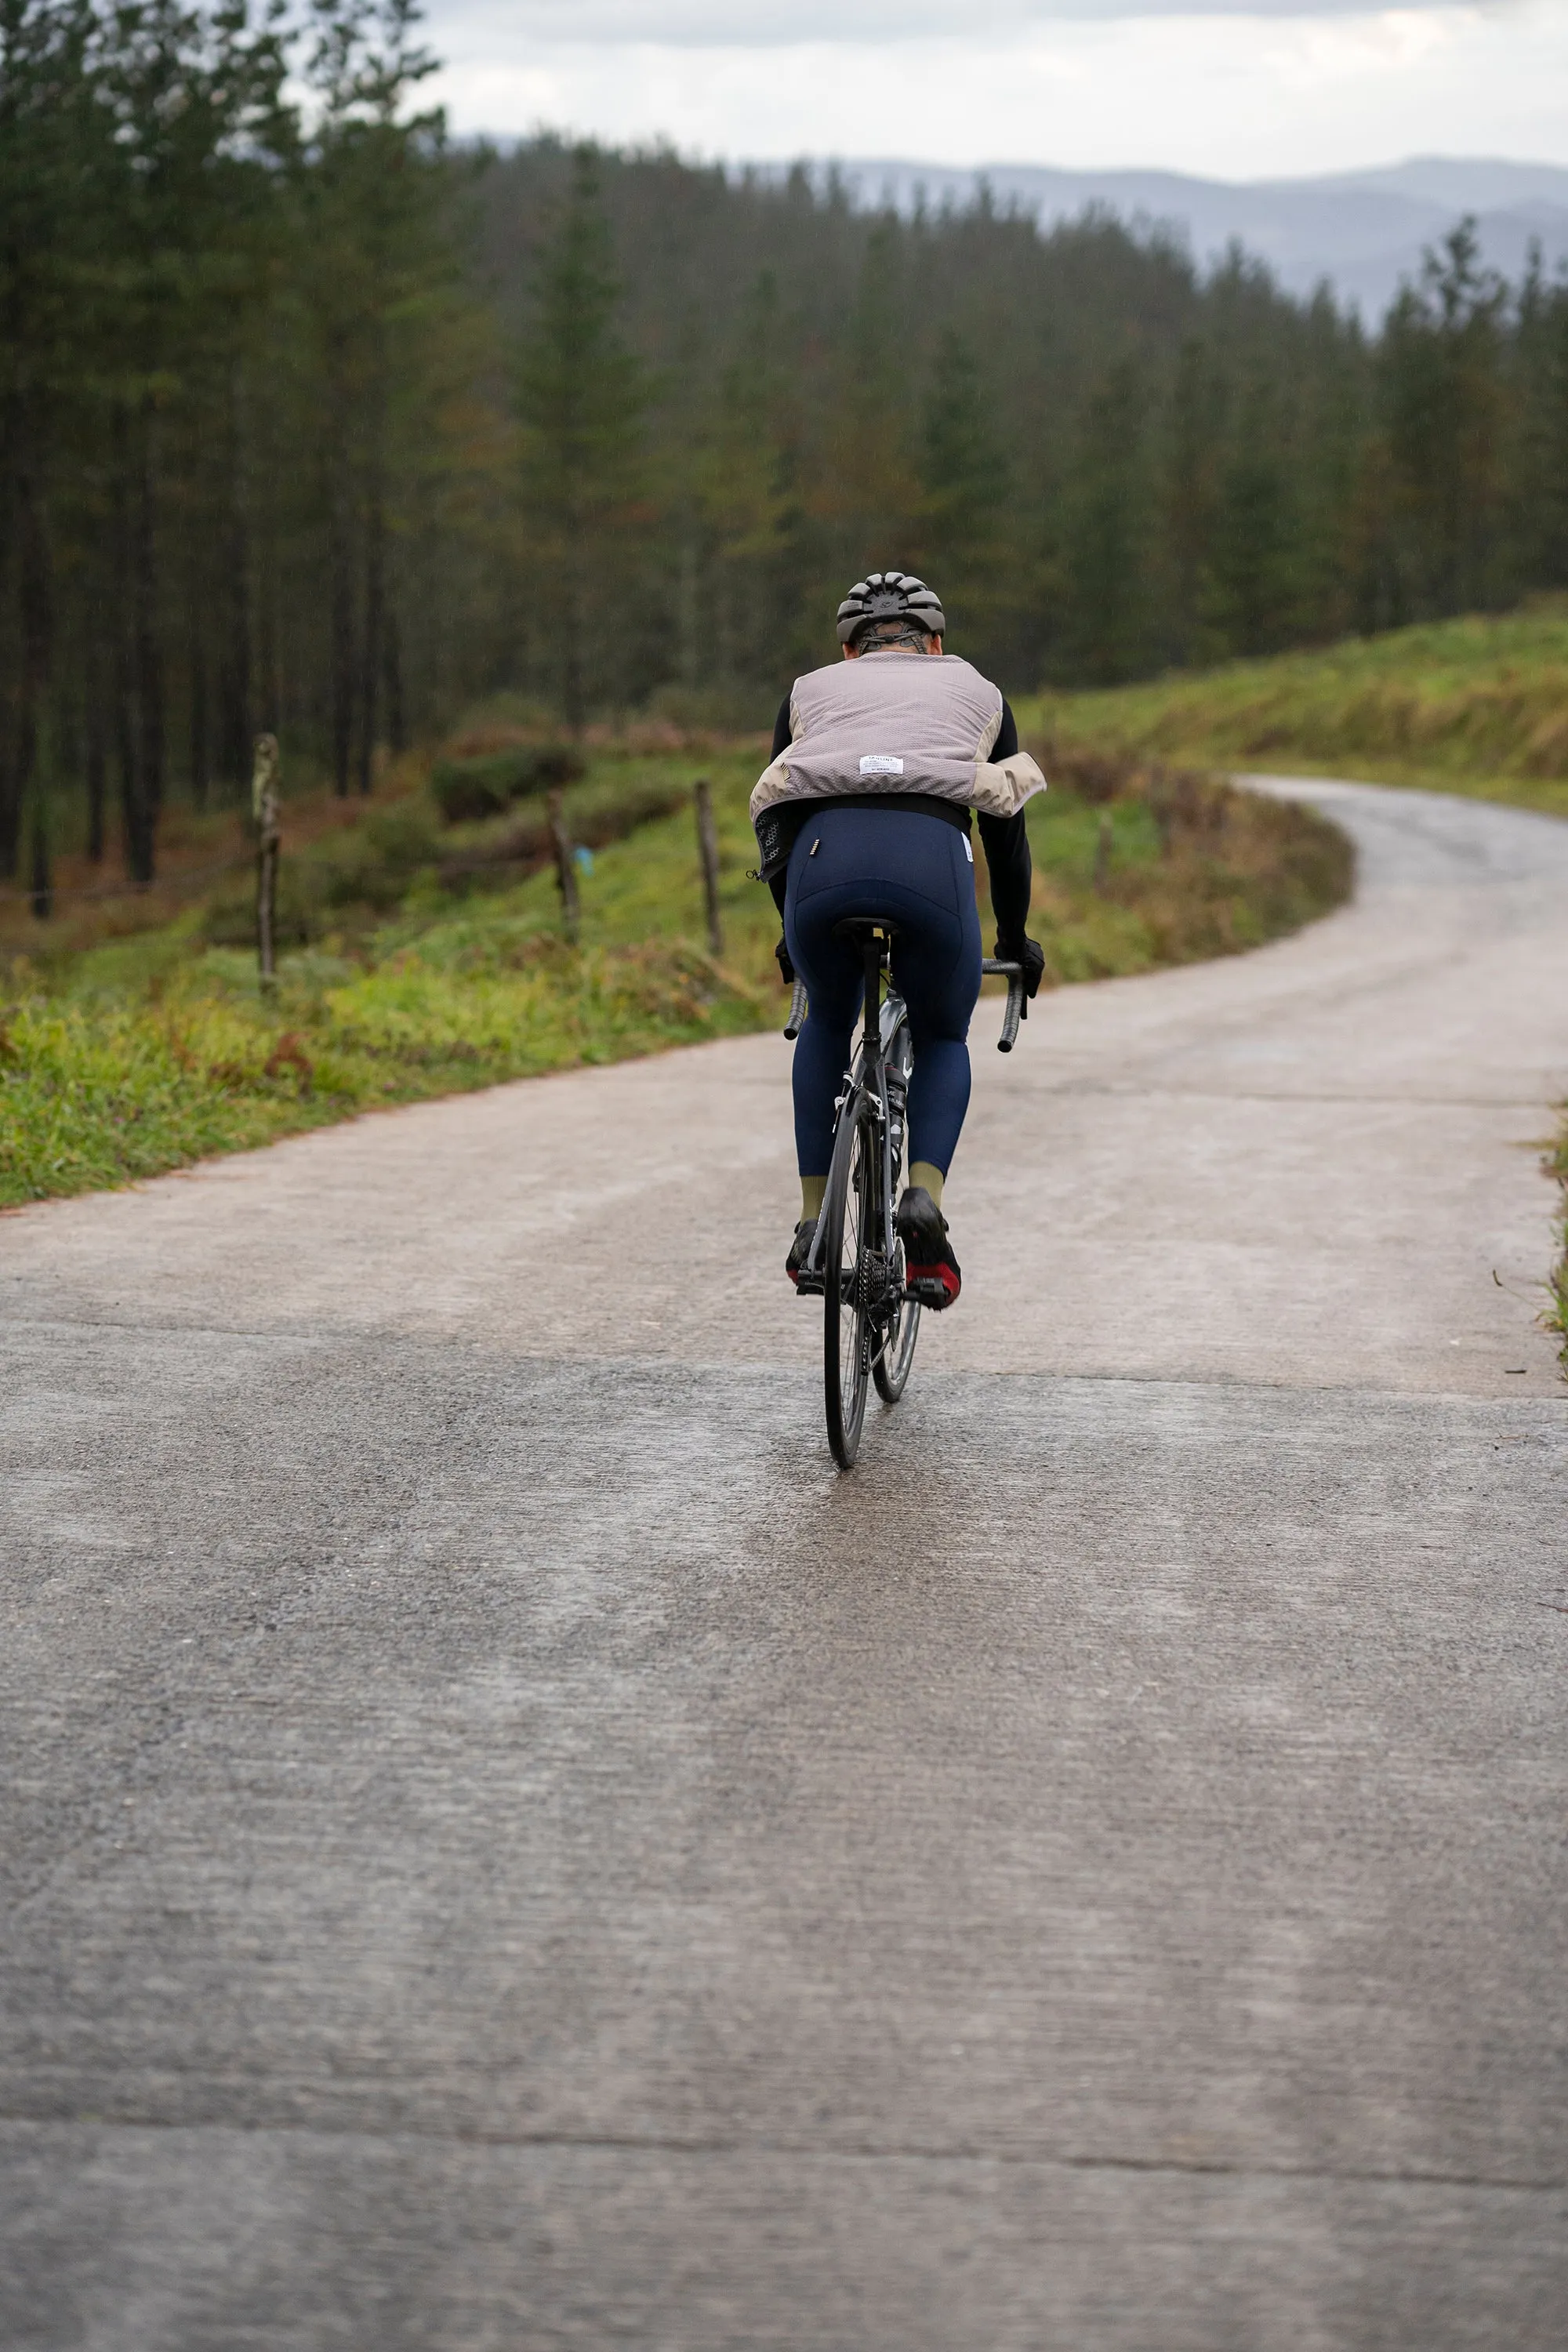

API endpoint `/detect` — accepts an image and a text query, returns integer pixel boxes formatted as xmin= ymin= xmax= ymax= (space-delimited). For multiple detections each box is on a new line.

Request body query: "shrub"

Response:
xmin=199 ymin=798 xmax=445 ymax=946
xmin=435 ymin=775 xmax=691 ymax=891
xmin=430 ymin=742 xmax=587 ymax=823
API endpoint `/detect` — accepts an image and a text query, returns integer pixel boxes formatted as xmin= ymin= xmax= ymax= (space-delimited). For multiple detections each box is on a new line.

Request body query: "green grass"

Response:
xmin=1019 ymin=603 xmax=1568 ymax=820
xmin=2 ymin=742 xmax=1351 ymax=1210
xmin=0 ymin=942 xmax=773 ymax=1207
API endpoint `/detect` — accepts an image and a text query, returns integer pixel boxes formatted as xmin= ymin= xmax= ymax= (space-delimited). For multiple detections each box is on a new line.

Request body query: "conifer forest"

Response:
xmin=5 ymin=0 xmax=1568 ymax=898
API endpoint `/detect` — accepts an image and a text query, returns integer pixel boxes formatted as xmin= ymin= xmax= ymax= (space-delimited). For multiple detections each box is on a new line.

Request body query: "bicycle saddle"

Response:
xmin=832 ymin=917 xmax=900 ymax=948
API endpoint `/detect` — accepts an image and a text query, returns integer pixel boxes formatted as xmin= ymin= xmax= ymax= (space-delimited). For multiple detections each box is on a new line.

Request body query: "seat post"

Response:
xmin=862 ymin=931 xmax=884 ymax=1054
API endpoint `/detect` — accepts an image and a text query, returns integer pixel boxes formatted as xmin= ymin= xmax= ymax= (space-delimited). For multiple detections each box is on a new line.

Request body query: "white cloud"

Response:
xmin=423 ymin=5 xmax=1568 ymax=179
xmin=429 ymin=0 xmax=1495 ymax=38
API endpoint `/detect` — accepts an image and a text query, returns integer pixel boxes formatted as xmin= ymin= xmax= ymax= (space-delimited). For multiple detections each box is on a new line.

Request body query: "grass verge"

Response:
xmin=2 ymin=743 xmax=1351 ymax=1210
xmin=1019 ymin=604 xmax=1568 ymax=821
xmin=0 ymin=939 xmax=765 ymax=1207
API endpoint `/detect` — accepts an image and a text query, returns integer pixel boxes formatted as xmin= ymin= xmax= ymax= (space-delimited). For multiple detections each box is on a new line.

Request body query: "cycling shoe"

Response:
xmin=786 ymin=1218 xmax=822 ymax=1293
xmin=896 ymin=1185 xmax=960 ymax=1308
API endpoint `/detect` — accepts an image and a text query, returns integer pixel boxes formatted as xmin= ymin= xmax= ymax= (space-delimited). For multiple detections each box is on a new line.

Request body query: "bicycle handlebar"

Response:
xmin=784 ymin=962 xmax=1025 ymax=1049
xmin=981 ymin=958 xmax=1025 ymax=1053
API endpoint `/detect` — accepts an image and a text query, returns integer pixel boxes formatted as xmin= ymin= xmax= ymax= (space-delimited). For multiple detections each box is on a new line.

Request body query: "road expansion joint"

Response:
xmin=1056 ymin=1085 xmax=1553 ymax=1109
xmin=0 ymin=2111 xmax=1559 ymax=2198
xmin=5 ymin=1323 xmax=1565 ymax=1405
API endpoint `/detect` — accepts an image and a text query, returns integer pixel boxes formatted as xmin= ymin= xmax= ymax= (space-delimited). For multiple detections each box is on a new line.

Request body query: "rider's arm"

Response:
xmin=978 ymin=808 xmax=1032 ymax=945
xmin=771 ymin=695 xmax=793 ymax=761
xmin=978 ymin=700 xmax=1034 ymax=946
xmin=766 ymin=696 xmax=796 ymax=913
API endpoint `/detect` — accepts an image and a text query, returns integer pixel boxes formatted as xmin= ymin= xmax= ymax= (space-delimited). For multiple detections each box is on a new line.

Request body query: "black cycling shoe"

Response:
xmin=786 ymin=1218 xmax=822 ymax=1293
xmin=896 ymin=1185 xmax=960 ymax=1308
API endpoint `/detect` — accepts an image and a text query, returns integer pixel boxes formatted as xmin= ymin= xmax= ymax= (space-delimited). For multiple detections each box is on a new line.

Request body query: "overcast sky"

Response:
xmin=419 ymin=2 xmax=1568 ymax=181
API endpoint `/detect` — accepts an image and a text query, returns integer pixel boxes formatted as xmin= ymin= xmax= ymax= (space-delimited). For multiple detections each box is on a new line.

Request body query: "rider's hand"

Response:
xmin=775 ymin=937 xmax=797 ymax=989
xmin=995 ymin=935 xmax=1046 ymax=1000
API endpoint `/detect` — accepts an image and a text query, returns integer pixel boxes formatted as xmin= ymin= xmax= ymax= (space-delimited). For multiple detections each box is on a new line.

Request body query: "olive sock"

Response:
xmin=800 ymin=1174 xmax=827 ymax=1221
xmin=908 ymin=1161 xmax=945 ymax=1209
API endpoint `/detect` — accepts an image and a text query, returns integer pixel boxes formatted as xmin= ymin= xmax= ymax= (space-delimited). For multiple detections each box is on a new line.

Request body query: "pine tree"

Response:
xmin=516 ymin=146 xmax=647 ymax=731
xmin=1381 ymin=220 xmax=1511 ymax=616
xmin=0 ymin=0 xmax=103 ymax=884
xmin=1205 ymin=381 xmax=1301 ymax=656
xmin=1062 ymin=358 xmax=1151 ymax=684
xmin=919 ymin=327 xmax=1010 ymax=653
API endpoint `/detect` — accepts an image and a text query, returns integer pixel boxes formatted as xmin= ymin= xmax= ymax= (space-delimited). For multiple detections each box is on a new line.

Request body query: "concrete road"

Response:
xmin=2 ymin=779 xmax=1566 ymax=2349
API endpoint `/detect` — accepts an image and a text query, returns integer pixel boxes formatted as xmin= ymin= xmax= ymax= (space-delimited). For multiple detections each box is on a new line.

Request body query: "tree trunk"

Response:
xmin=85 ymin=625 xmax=106 ymax=863
xmin=28 ymin=780 xmax=50 ymax=919
xmin=8 ymin=405 xmax=54 ymax=891
xmin=188 ymin=597 xmax=210 ymax=811
xmin=219 ymin=368 xmax=251 ymax=789
xmin=256 ymin=496 xmax=280 ymax=737
xmin=561 ymin=531 xmax=586 ymax=735
xmin=219 ymin=520 xmax=251 ymax=787
xmin=0 ymin=458 xmax=18 ymax=880
xmin=114 ymin=412 xmax=154 ymax=884
xmin=132 ymin=403 xmax=164 ymax=852
xmin=383 ymin=598 xmax=405 ymax=753
xmin=677 ymin=526 xmax=699 ymax=685
xmin=328 ymin=448 xmax=354 ymax=797
xmin=356 ymin=470 xmax=383 ymax=796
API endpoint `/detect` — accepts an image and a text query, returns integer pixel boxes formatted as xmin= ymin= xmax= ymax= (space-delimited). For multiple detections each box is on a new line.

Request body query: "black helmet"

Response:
xmin=836 ymin=570 xmax=946 ymax=648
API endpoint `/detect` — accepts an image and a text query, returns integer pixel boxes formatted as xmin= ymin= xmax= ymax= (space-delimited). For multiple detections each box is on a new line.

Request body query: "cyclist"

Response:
xmin=753 ymin=571 xmax=1047 ymax=1308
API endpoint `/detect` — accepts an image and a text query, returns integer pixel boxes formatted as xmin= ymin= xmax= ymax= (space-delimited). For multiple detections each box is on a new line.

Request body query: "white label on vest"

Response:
xmin=858 ymin=754 xmax=904 ymax=776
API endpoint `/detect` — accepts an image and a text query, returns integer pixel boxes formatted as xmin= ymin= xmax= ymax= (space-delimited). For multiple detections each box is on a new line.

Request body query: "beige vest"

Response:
xmin=750 ymin=650 xmax=1045 ymax=824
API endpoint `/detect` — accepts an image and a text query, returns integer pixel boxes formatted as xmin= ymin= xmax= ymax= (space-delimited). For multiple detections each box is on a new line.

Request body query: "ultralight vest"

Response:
xmin=750 ymin=650 xmax=1046 ymax=827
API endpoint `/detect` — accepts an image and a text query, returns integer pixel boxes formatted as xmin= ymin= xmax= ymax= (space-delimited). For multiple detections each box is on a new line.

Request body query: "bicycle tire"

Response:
xmin=873 ymin=1284 xmax=920 ymax=1404
xmin=823 ymin=1103 xmax=875 ymax=1468
xmin=873 ymin=1022 xmax=920 ymax=1404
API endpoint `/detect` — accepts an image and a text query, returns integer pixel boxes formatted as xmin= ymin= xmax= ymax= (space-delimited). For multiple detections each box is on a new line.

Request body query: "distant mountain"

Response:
xmin=745 ymin=155 xmax=1568 ymax=318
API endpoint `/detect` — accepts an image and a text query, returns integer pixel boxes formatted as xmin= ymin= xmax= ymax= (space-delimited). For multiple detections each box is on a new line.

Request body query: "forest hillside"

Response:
xmin=4 ymin=0 xmax=1568 ymax=917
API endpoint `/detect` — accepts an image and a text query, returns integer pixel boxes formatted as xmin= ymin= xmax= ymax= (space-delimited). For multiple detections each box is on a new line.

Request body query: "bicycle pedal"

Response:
xmin=906 ymin=1276 xmax=950 ymax=1306
xmin=794 ymin=1270 xmax=826 ymax=1297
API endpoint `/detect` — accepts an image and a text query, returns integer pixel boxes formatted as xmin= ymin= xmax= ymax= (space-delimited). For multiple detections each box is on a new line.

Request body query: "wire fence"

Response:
xmin=0 ymin=766 xmax=730 ymax=965
xmin=0 ymin=847 xmax=255 ymax=910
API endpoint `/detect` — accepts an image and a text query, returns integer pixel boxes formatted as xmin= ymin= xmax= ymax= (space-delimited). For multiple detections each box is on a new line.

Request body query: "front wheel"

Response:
xmin=823 ymin=1106 xmax=876 ymax=1468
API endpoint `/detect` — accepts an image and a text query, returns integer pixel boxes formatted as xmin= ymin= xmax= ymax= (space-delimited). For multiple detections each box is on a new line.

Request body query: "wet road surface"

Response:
xmin=2 ymin=779 xmax=1566 ymax=2347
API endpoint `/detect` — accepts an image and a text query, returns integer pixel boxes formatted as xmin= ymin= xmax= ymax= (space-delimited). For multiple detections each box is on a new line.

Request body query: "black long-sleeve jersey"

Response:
xmin=763 ymin=691 xmax=1034 ymax=946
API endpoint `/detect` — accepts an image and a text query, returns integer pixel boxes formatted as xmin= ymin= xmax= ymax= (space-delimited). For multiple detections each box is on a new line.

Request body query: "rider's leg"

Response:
xmin=889 ymin=850 xmax=982 ymax=1185
xmin=781 ymin=910 xmax=862 ymax=1216
xmin=784 ymin=809 xmax=981 ymax=1290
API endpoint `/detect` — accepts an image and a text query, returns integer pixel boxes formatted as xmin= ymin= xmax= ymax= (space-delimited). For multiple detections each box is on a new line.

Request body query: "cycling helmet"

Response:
xmin=836 ymin=570 xmax=946 ymax=648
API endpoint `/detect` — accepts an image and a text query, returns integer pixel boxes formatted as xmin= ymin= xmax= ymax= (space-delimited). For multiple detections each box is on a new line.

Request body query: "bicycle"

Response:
xmin=785 ymin=920 xmax=1027 ymax=1469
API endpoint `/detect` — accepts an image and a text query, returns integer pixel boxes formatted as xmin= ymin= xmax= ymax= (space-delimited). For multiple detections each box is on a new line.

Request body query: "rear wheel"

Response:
xmin=823 ymin=1105 xmax=876 ymax=1468
xmin=873 ymin=1028 xmax=920 ymax=1404
xmin=873 ymin=1275 xmax=920 ymax=1404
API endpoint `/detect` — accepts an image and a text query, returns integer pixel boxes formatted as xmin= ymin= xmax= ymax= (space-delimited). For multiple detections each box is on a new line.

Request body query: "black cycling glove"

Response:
xmin=994 ymin=935 xmax=1047 ymax=1000
xmin=775 ymin=937 xmax=796 ymax=989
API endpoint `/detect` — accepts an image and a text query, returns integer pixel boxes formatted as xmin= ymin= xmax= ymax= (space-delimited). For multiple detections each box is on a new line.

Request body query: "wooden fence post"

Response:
xmin=548 ymin=786 xmax=580 ymax=944
xmin=694 ymin=776 xmax=723 ymax=956
xmin=252 ymin=732 xmax=281 ymax=990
